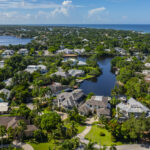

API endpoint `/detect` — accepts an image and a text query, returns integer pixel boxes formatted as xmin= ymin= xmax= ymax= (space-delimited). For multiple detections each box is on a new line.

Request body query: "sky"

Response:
xmin=0 ymin=0 xmax=150 ymax=24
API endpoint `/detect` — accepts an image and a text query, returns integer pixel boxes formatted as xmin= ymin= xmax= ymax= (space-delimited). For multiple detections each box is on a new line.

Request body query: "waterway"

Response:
xmin=0 ymin=36 xmax=32 ymax=46
xmin=79 ymin=57 xmax=116 ymax=96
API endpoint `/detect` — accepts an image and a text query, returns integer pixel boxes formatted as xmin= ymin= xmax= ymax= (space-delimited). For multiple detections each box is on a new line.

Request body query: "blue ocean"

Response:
xmin=50 ymin=24 xmax=150 ymax=33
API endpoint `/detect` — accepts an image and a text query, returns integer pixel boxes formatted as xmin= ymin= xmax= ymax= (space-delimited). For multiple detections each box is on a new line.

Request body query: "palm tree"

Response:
xmin=109 ymin=145 xmax=117 ymax=150
xmin=84 ymin=141 xmax=96 ymax=150
xmin=15 ymin=120 xmax=27 ymax=142
xmin=0 ymin=125 xmax=7 ymax=148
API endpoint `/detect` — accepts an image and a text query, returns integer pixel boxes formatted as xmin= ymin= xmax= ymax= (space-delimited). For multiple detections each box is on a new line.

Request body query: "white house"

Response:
xmin=74 ymin=48 xmax=85 ymax=54
xmin=25 ymin=65 xmax=47 ymax=74
xmin=78 ymin=61 xmax=87 ymax=66
xmin=17 ymin=48 xmax=28 ymax=55
xmin=1 ymin=50 xmax=14 ymax=58
xmin=0 ymin=102 xmax=9 ymax=114
xmin=116 ymin=98 xmax=150 ymax=119
xmin=142 ymin=70 xmax=150 ymax=75
xmin=68 ymin=69 xmax=85 ymax=77
xmin=3 ymin=78 xmax=13 ymax=87
xmin=56 ymin=48 xmax=74 ymax=54
xmin=145 ymin=63 xmax=150 ymax=68
xmin=51 ymin=68 xmax=68 ymax=78
xmin=0 ymin=60 xmax=4 ymax=68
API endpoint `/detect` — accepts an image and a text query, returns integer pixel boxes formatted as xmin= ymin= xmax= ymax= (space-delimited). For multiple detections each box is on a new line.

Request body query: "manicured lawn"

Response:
xmin=77 ymin=124 xmax=86 ymax=134
xmin=29 ymin=140 xmax=58 ymax=150
xmin=85 ymin=125 xmax=122 ymax=146
xmin=77 ymin=74 xmax=94 ymax=80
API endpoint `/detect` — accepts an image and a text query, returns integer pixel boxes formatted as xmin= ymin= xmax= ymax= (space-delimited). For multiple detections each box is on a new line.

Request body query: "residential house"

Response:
xmin=116 ymin=98 xmax=150 ymax=119
xmin=0 ymin=102 xmax=9 ymax=114
xmin=145 ymin=63 xmax=150 ymax=68
xmin=82 ymin=39 xmax=89 ymax=42
xmin=104 ymin=49 xmax=111 ymax=52
xmin=142 ymin=70 xmax=150 ymax=75
xmin=51 ymin=68 xmax=68 ymax=78
xmin=0 ymin=60 xmax=4 ymax=68
xmin=68 ymin=69 xmax=85 ymax=77
xmin=115 ymin=47 xmax=126 ymax=55
xmin=74 ymin=48 xmax=85 ymax=54
xmin=56 ymin=48 xmax=74 ymax=54
xmin=3 ymin=78 xmax=13 ymax=87
xmin=56 ymin=89 xmax=85 ymax=109
xmin=17 ymin=48 xmax=29 ymax=55
xmin=0 ymin=116 xmax=38 ymax=137
xmin=62 ymin=58 xmax=78 ymax=66
xmin=25 ymin=65 xmax=47 ymax=74
xmin=1 ymin=50 xmax=14 ymax=58
xmin=144 ymin=76 xmax=150 ymax=83
xmin=79 ymin=96 xmax=111 ymax=117
xmin=50 ymin=82 xmax=68 ymax=95
xmin=0 ymin=88 xmax=11 ymax=100
xmin=78 ymin=61 xmax=87 ymax=66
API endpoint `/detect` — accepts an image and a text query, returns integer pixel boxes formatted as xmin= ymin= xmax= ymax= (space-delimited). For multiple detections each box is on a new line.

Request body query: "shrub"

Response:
xmin=100 ymin=131 xmax=105 ymax=136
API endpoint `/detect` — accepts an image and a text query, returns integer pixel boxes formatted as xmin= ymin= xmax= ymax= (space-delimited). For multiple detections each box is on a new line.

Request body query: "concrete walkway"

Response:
xmin=13 ymin=141 xmax=34 ymax=150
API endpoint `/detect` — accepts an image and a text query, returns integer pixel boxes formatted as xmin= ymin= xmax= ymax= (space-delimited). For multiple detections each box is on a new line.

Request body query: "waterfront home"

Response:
xmin=0 ymin=102 xmax=9 ymax=114
xmin=145 ymin=63 xmax=150 ymax=68
xmin=25 ymin=65 xmax=47 ymax=74
xmin=116 ymin=98 xmax=150 ymax=119
xmin=56 ymin=48 xmax=74 ymax=54
xmin=79 ymin=96 xmax=111 ymax=117
xmin=74 ymin=48 xmax=85 ymax=54
xmin=142 ymin=70 xmax=150 ymax=75
xmin=68 ymin=69 xmax=85 ymax=77
xmin=0 ymin=88 xmax=11 ymax=100
xmin=0 ymin=60 xmax=4 ymax=68
xmin=52 ymin=68 xmax=69 ymax=78
xmin=62 ymin=58 xmax=78 ymax=66
xmin=50 ymin=82 xmax=68 ymax=95
xmin=56 ymin=89 xmax=85 ymax=109
xmin=1 ymin=50 xmax=14 ymax=58
xmin=3 ymin=78 xmax=13 ymax=87
xmin=17 ymin=48 xmax=28 ymax=55
xmin=0 ymin=116 xmax=38 ymax=137
xmin=78 ymin=61 xmax=87 ymax=66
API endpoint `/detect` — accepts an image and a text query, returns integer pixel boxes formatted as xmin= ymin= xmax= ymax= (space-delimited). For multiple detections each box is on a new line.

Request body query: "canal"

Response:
xmin=79 ymin=57 xmax=116 ymax=96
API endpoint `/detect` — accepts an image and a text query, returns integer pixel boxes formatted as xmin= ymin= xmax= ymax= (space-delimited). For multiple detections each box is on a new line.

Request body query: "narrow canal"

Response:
xmin=79 ymin=57 xmax=116 ymax=96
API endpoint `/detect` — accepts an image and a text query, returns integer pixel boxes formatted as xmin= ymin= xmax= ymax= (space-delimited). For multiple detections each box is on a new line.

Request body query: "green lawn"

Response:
xmin=77 ymin=124 xmax=86 ymax=134
xmin=85 ymin=125 xmax=122 ymax=146
xmin=29 ymin=140 xmax=58 ymax=150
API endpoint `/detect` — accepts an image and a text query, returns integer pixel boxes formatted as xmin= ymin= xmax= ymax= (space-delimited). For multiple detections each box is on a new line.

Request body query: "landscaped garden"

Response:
xmin=85 ymin=125 xmax=122 ymax=146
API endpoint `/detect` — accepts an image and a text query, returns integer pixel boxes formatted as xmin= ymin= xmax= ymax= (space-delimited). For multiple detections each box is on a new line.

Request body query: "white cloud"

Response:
xmin=0 ymin=0 xmax=60 ymax=9
xmin=62 ymin=0 xmax=72 ymax=6
xmin=50 ymin=0 xmax=73 ymax=17
xmin=88 ymin=7 xmax=106 ymax=17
